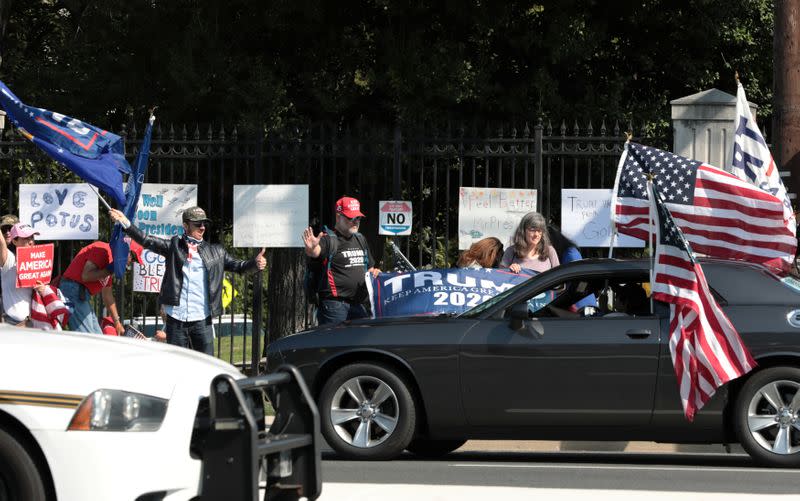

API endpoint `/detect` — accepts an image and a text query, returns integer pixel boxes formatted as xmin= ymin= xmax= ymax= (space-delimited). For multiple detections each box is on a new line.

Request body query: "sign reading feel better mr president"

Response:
xmin=458 ymin=187 xmax=537 ymax=250
xmin=378 ymin=201 xmax=412 ymax=236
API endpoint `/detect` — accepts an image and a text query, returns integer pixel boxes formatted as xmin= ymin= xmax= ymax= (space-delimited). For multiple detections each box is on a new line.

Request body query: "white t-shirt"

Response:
xmin=1 ymin=250 xmax=33 ymax=322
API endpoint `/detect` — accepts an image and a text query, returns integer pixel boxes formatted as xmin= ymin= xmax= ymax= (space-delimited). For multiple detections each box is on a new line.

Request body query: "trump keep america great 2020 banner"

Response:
xmin=367 ymin=268 xmax=536 ymax=318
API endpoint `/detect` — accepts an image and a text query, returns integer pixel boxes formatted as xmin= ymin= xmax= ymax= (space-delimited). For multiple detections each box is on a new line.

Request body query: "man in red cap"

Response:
xmin=59 ymin=238 xmax=144 ymax=334
xmin=302 ymin=196 xmax=381 ymax=325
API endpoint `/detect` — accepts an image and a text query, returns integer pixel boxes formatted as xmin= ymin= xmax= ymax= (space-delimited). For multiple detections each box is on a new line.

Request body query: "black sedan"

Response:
xmin=266 ymin=258 xmax=800 ymax=467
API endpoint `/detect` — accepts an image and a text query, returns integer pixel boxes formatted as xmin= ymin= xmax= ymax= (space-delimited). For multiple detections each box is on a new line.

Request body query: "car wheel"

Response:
xmin=734 ymin=366 xmax=800 ymax=467
xmin=319 ymin=363 xmax=416 ymax=460
xmin=406 ymin=438 xmax=467 ymax=458
xmin=0 ymin=428 xmax=47 ymax=501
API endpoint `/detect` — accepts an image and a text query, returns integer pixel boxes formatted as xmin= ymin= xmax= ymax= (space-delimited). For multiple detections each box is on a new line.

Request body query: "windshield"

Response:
xmin=459 ymin=280 xmax=523 ymax=318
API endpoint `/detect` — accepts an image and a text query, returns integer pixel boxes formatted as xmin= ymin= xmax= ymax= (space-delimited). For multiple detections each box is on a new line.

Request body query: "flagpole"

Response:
xmin=609 ymin=134 xmax=632 ymax=258
xmin=85 ymin=183 xmax=113 ymax=211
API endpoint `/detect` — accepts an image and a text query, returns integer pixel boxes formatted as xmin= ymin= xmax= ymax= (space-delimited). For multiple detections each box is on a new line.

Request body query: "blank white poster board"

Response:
xmin=233 ymin=185 xmax=308 ymax=247
xmin=561 ymin=189 xmax=644 ymax=247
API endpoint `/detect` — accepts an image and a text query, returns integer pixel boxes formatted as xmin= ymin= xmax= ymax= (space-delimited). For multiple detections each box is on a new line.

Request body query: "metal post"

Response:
xmin=393 ymin=124 xmax=402 ymax=198
xmin=251 ymin=132 xmax=264 ymax=376
xmin=534 ymin=118 xmax=544 ymax=213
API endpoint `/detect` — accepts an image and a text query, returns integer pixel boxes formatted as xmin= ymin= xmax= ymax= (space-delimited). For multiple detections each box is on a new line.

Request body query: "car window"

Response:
xmin=514 ymin=278 xmax=652 ymax=319
xmin=781 ymin=276 xmax=800 ymax=294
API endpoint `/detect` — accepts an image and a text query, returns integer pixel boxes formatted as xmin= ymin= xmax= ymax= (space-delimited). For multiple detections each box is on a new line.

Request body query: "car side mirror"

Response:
xmin=508 ymin=302 xmax=528 ymax=331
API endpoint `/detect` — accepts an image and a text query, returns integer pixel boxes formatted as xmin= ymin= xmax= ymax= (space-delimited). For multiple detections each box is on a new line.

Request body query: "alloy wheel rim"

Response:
xmin=747 ymin=379 xmax=800 ymax=455
xmin=330 ymin=375 xmax=399 ymax=448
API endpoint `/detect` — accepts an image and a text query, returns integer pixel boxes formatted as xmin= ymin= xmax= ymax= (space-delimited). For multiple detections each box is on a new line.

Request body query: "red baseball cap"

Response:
xmin=124 ymin=237 xmax=145 ymax=265
xmin=335 ymin=196 xmax=365 ymax=218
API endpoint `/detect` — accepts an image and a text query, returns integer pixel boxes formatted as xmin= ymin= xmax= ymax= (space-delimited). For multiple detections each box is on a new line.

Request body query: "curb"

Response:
xmin=266 ymin=418 xmax=743 ymax=455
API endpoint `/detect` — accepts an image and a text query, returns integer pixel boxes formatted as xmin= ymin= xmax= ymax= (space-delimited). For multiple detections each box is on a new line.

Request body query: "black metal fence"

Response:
xmin=0 ymin=119 xmax=664 ymax=370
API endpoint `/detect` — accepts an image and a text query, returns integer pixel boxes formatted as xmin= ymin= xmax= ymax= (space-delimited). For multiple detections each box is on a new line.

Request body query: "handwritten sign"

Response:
xmin=131 ymin=183 xmax=197 ymax=293
xmin=16 ymin=243 xmax=54 ymax=288
xmin=19 ymin=184 xmax=98 ymax=240
xmin=561 ymin=189 xmax=644 ymax=248
xmin=458 ymin=187 xmax=537 ymax=249
xmin=233 ymin=185 xmax=308 ymax=247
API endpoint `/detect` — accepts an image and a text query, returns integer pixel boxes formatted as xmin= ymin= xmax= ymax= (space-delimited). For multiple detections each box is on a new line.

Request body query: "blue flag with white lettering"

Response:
xmin=368 ymin=268 xmax=537 ymax=318
xmin=109 ymin=115 xmax=155 ymax=279
xmin=0 ymin=81 xmax=129 ymax=205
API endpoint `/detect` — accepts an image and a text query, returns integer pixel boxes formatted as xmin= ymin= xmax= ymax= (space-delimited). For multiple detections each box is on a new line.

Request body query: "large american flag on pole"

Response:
xmin=612 ymin=142 xmax=796 ymax=266
xmin=732 ymin=80 xmax=796 ymax=253
xmin=647 ymin=182 xmax=756 ymax=421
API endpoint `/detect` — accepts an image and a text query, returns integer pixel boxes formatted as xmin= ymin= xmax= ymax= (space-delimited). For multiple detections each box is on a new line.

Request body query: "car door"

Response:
xmin=459 ymin=283 xmax=661 ymax=427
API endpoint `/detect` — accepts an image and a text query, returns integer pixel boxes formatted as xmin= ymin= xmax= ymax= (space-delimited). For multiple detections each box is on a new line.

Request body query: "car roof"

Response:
xmin=542 ymin=257 xmax=800 ymax=306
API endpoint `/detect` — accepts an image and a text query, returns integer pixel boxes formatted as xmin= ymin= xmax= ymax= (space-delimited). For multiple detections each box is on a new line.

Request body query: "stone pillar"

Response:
xmin=670 ymin=88 xmax=757 ymax=171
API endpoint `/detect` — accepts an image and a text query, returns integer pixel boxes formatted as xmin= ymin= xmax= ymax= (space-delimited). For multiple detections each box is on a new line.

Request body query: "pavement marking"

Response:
xmin=320 ymin=484 xmax=795 ymax=500
xmin=449 ymin=463 xmax=797 ymax=474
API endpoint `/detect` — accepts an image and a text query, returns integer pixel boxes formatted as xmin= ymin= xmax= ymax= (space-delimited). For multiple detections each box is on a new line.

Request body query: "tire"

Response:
xmin=319 ymin=363 xmax=416 ymax=460
xmin=734 ymin=366 xmax=800 ymax=467
xmin=406 ymin=438 xmax=466 ymax=458
xmin=0 ymin=427 xmax=47 ymax=501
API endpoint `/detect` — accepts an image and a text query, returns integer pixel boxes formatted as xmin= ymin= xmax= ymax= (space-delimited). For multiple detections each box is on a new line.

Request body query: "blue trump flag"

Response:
xmin=0 ymin=81 xmax=129 ymax=205
xmin=367 ymin=268 xmax=539 ymax=318
xmin=109 ymin=115 xmax=155 ymax=279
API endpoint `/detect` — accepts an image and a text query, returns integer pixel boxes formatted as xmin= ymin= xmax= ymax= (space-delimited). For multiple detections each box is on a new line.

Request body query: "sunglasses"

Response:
xmin=341 ymin=215 xmax=363 ymax=223
xmin=189 ymin=221 xmax=207 ymax=228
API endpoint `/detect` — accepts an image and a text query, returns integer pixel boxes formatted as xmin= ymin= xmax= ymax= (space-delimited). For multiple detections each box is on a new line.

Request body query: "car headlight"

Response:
xmin=67 ymin=389 xmax=168 ymax=432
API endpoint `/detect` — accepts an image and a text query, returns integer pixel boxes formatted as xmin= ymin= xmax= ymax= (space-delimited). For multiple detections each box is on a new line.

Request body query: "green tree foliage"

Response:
xmin=0 ymin=0 xmax=775 ymax=131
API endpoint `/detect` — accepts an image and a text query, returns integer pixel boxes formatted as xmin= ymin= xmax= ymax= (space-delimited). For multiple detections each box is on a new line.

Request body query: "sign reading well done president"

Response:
xmin=132 ymin=183 xmax=198 ymax=293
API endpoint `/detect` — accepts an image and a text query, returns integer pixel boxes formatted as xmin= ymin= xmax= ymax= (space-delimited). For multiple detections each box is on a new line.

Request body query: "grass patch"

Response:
xmin=213 ymin=334 xmax=264 ymax=367
xmin=213 ymin=335 xmax=275 ymax=416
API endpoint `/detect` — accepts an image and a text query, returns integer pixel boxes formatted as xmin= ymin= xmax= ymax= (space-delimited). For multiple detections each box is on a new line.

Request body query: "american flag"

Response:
xmin=732 ymin=80 xmax=796 ymax=249
xmin=648 ymin=182 xmax=756 ymax=421
xmin=613 ymin=142 xmax=796 ymax=266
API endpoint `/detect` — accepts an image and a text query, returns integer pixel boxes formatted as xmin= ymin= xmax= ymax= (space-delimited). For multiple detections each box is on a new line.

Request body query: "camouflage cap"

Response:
xmin=0 ymin=214 xmax=19 ymax=229
xmin=182 ymin=206 xmax=210 ymax=223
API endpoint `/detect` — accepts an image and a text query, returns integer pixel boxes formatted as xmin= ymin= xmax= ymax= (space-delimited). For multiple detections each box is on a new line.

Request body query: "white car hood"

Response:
xmin=0 ymin=325 xmax=242 ymax=400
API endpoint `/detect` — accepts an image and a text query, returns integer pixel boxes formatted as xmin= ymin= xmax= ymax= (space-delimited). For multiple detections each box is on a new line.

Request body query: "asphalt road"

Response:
xmin=318 ymin=450 xmax=800 ymax=500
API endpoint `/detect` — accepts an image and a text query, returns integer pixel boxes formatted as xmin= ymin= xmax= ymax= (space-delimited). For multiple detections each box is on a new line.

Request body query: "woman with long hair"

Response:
xmin=457 ymin=237 xmax=504 ymax=269
xmin=500 ymin=212 xmax=559 ymax=273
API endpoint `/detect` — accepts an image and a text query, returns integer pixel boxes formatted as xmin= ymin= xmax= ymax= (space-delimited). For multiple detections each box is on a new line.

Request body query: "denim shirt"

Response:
xmin=164 ymin=237 xmax=211 ymax=321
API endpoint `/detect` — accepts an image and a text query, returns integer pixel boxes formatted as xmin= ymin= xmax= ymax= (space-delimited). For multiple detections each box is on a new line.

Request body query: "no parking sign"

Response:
xmin=378 ymin=200 xmax=412 ymax=236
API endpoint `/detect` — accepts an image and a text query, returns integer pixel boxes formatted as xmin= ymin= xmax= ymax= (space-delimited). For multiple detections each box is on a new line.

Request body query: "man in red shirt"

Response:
xmin=60 ymin=238 xmax=144 ymax=334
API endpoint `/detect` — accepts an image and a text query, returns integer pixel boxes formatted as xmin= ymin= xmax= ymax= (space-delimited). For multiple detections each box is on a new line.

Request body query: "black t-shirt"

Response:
xmin=317 ymin=231 xmax=375 ymax=302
